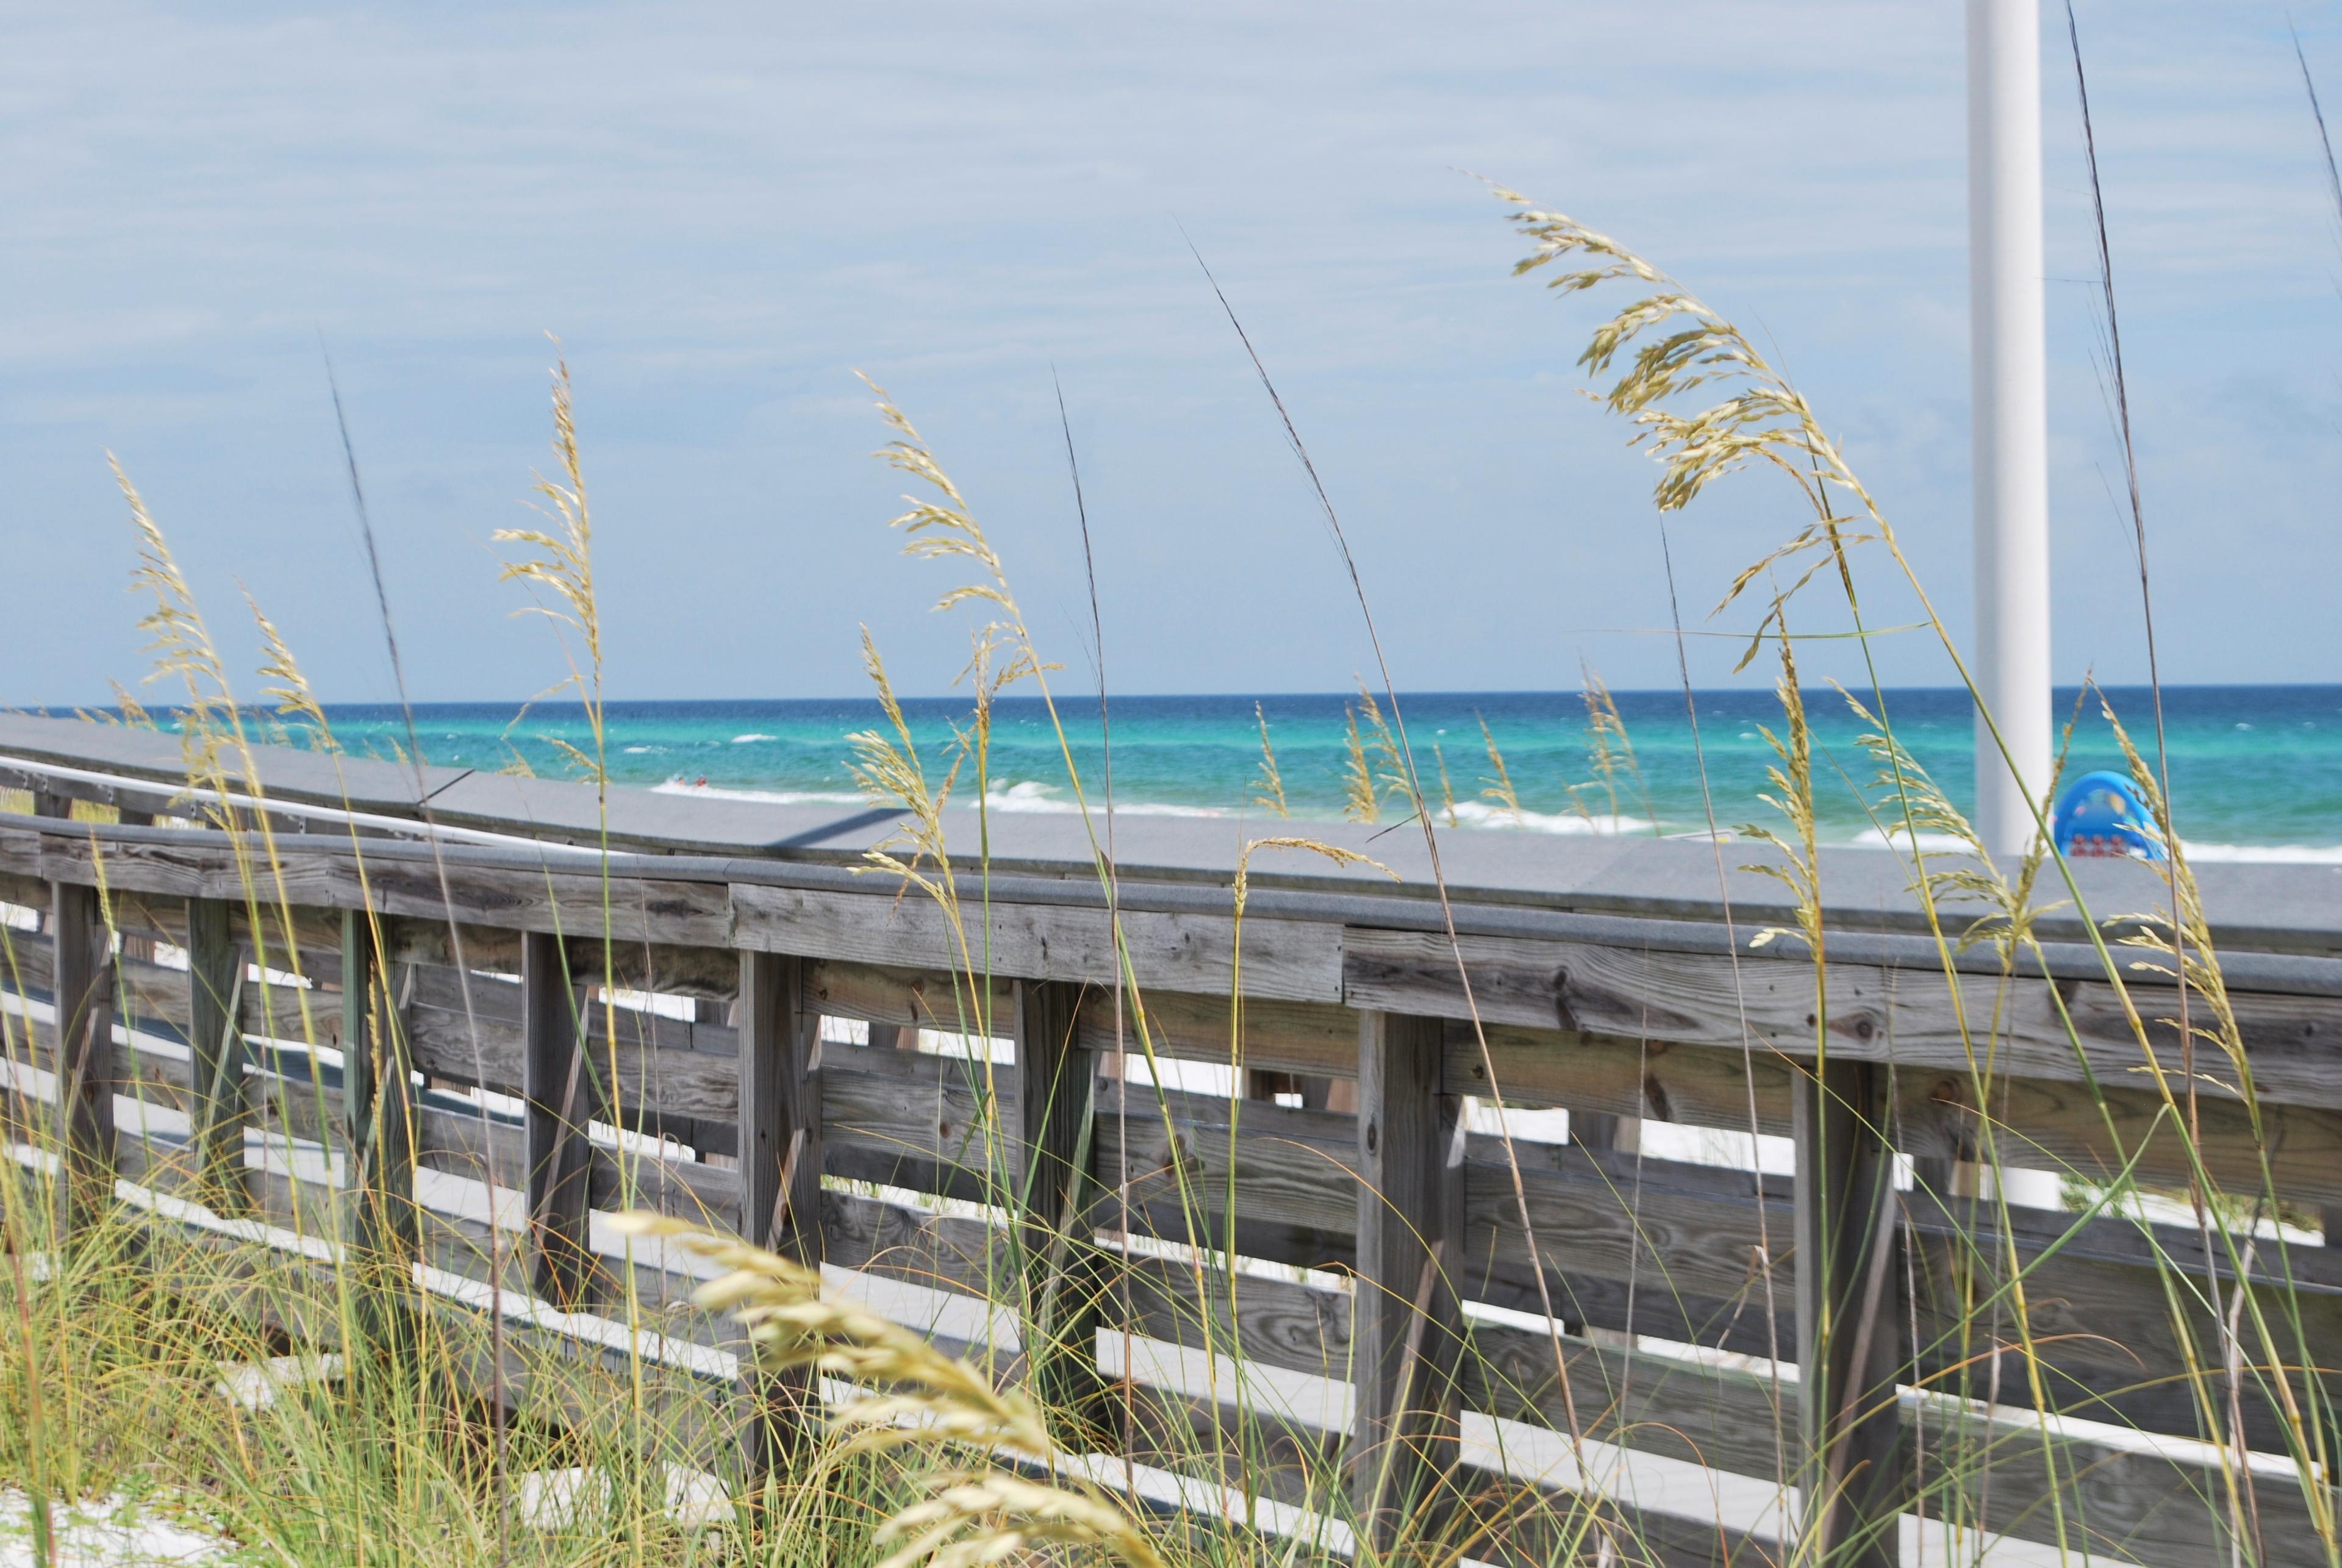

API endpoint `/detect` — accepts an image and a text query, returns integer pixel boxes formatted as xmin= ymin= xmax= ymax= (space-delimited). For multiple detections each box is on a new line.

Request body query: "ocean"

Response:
xmin=292 ymin=686 xmax=2342 ymax=861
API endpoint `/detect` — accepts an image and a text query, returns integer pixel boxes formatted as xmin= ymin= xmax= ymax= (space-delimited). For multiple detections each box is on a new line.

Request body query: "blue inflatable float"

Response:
xmin=2050 ymin=770 xmax=2166 ymax=862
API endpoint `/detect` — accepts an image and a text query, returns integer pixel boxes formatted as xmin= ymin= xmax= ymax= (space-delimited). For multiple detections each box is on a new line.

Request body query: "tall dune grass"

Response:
xmin=0 ymin=179 xmax=2329 ymax=1568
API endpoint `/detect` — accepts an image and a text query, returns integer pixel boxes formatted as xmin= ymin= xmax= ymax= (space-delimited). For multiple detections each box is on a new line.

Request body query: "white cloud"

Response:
xmin=2 ymin=1 xmax=2338 ymax=702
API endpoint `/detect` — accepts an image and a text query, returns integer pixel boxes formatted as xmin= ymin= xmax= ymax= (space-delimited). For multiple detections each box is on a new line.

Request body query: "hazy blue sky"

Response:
xmin=6 ymin=2 xmax=2339 ymax=706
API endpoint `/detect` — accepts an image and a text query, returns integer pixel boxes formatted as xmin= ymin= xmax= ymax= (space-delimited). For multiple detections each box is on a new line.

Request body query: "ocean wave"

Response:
xmin=983 ymin=780 xmax=1228 ymax=818
xmin=731 ymin=733 xmax=778 ymax=745
xmin=1446 ymin=799 xmax=1650 ymax=836
xmin=644 ymin=773 xmax=2342 ymax=861
xmin=2179 ymin=841 xmax=2342 ymax=864
xmin=650 ymin=779 xmax=868 ymax=807
xmin=621 ymin=745 xmax=661 ymax=754
xmin=1848 ymin=826 xmax=1976 ymax=854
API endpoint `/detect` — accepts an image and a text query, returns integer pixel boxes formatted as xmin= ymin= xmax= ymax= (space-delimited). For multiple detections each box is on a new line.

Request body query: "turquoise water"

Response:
xmin=289 ymin=686 xmax=2342 ymax=858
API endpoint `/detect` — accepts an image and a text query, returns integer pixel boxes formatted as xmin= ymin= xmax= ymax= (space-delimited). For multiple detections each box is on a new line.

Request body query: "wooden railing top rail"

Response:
xmin=5 ymin=710 xmax=2340 ymax=975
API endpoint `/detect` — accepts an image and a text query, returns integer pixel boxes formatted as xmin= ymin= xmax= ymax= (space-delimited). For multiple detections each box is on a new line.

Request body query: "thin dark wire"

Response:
xmin=2064 ymin=7 xmax=2175 ymax=836
xmin=1655 ymin=511 xmax=1788 ymax=1495
xmin=1186 ymin=235 xmax=1595 ymax=1458
xmin=2295 ymin=23 xmax=2342 ymax=245
xmin=322 ymin=342 xmax=509 ymax=1565
xmin=1052 ymin=366 xmax=1132 ymax=1460
xmin=2068 ymin=9 xmax=2259 ymax=1556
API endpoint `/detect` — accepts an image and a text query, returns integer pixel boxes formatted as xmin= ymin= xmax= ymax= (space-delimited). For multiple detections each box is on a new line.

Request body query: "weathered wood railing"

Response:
xmin=3 ymin=712 xmax=2341 ymax=1567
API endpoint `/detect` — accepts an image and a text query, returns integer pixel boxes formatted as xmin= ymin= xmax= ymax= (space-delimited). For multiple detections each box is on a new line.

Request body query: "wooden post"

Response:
xmin=342 ymin=910 xmax=417 ymax=1344
xmin=523 ymin=931 xmax=595 ymax=1304
xmin=1015 ymin=980 xmax=1107 ymax=1448
xmin=685 ymin=995 xmax=736 ymax=1163
xmin=737 ymin=949 xmax=821 ymax=1472
xmin=1352 ymin=1010 xmax=1465 ymax=1548
xmin=49 ymin=879 xmax=116 ymax=1240
xmin=108 ymin=811 xmax=157 ymax=965
xmin=184 ymin=898 xmax=247 ymax=1212
xmin=1794 ymin=1059 xmax=1904 ymax=1568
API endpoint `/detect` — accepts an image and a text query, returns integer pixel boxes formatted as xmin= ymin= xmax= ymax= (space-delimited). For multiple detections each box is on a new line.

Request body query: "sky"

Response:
xmin=5 ymin=2 xmax=2341 ymax=707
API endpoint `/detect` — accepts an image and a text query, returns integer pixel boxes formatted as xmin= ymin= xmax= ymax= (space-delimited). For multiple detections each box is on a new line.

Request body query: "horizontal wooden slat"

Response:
xmin=1896 ymin=1062 xmax=2342 ymax=1210
xmin=820 ymin=1042 xmax=1017 ymax=1205
xmin=1092 ymin=1077 xmax=2342 ymax=1451
xmin=735 ymin=881 xmax=1343 ymax=1004
xmin=1442 ymin=1011 xmax=2342 ymax=1215
xmin=1078 ymin=986 xmax=1358 ymax=1079
xmin=1348 ymin=926 xmax=2342 ymax=1112
xmin=1447 ymin=1019 xmax=1797 ymax=1134
xmin=403 ymin=990 xmax=738 ymax=1122
xmin=820 ymin=1187 xmax=1013 ymax=1297
xmin=1092 ymin=1080 xmax=1791 ymax=1354
xmin=44 ymin=1052 xmax=2342 ymax=1568
xmin=1116 ymin=1199 xmax=2342 ymax=1568
xmin=26 ymin=943 xmax=2342 ymax=1455
xmin=806 ymin=957 xmax=1013 ymax=1034
xmin=1 ymin=828 xmax=734 ymax=948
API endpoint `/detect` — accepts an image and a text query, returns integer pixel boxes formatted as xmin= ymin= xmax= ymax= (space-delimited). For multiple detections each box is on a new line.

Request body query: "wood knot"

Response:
xmin=1552 ymin=965 xmax=1581 ymax=1035
xmin=1365 ymin=1119 xmax=1379 ymax=1154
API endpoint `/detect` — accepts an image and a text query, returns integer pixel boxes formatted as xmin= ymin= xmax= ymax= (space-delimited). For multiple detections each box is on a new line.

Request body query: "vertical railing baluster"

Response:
xmin=342 ymin=909 xmax=417 ymax=1348
xmin=523 ymin=929 xmax=594 ymax=1303
xmin=1352 ymin=1009 xmax=1465 ymax=1548
xmin=1014 ymin=979 xmax=1107 ymax=1448
xmin=737 ymin=949 xmax=821 ymax=1473
xmin=49 ymin=878 xmax=116 ymax=1242
xmin=184 ymin=897 xmax=246 ymax=1212
xmin=1794 ymin=1058 xmax=1905 ymax=1568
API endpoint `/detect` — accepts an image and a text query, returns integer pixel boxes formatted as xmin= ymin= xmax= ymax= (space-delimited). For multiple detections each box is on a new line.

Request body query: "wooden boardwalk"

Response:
xmin=2 ymin=711 xmax=2338 ymax=1566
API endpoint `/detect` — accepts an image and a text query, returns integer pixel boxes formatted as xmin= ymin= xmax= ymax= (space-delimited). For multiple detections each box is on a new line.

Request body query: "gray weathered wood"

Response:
xmin=1893 ymin=1055 xmax=2342 ymax=1210
xmin=95 ymin=1065 xmax=2342 ymax=1568
xmin=5 ymin=828 xmax=730 ymax=951
xmin=837 ymin=1048 xmax=2338 ymax=1446
xmin=738 ymin=950 xmax=818 ymax=1259
xmin=1348 ymin=926 xmax=2342 ymax=1112
xmin=1794 ymin=1058 xmax=1902 ymax=1568
xmin=1014 ymin=979 xmax=1107 ymax=1444
xmin=342 ymin=909 xmax=418 ymax=1299
xmin=399 ymin=973 xmax=739 ymax=1131
xmin=1351 ymin=1009 xmax=1464 ymax=1545
xmin=1447 ymin=1009 xmax=2342 ymax=1219
xmin=734 ymin=880 xmax=1343 ymax=1004
xmin=804 ymin=956 xmax=1011 ymax=1036
xmin=184 ymin=897 xmax=246 ymax=1211
xmin=737 ymin=948 xmax=820 ymax=1470
xmin=1077 ymin=986 xmax=1353 ymax=1079
xmin=6 ymin=939 xmax=196 ymax=1109
xmin=63 ymin=992 xmax=2340 ymax=1568
xmin=522 ymin=930 xmax=594 ymax=1304
xmin=49 ymin=878 xmax=116 ymax=1236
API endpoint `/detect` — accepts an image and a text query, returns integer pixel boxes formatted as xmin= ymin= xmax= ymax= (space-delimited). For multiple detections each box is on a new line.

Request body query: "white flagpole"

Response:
xmin=1968 ymin=0 xmax=2053 ymax=858
xmin=1968 ymin=0 xmax=2064 ymax=1212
